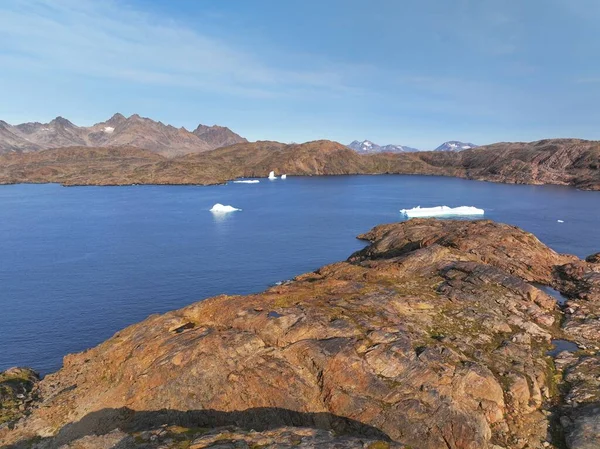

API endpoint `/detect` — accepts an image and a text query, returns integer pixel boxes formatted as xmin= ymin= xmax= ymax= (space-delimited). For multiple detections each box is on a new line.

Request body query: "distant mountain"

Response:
xmin=348 ymin=140 xmax=419 ymax=153
xmin=434 ymin=141 xmax=478 ymax=152
xmin=0 ymin=120 xmax=42 ymax=152
xmin=193 ymin=124 xmax=247 ymax=149
xmin=0 ymin=114 xmax=247 ymax=157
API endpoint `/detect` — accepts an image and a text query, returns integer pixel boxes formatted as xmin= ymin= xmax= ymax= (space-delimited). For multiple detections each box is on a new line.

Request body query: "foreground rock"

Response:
xmin=21 ymin=425 xmax=403 ymax=449
xmin=1 ymin=220 xmax=599 ymax=449
xmin=0 ymin=368 xmax=39 ymax=426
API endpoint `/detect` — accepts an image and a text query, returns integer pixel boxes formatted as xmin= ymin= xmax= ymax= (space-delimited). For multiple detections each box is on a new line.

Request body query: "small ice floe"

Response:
xmin=233 ymin=180 xmax=260 ymax=184
xmin=268 ymin=171 xmax=277 ymax=180
xmin=400 ymin=205 xmax=484 ymax=218
xmin=210 ymin=203 xmax=241 ymax=213
xmin=281 ymin=174 xmax=287 ymax=179
xmin=557 ymin=220 xmax=564 ymax=223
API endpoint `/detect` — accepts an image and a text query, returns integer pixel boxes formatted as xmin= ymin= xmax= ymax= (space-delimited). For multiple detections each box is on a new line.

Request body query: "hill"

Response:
xmin=0 ymin=138 xmax=598 ymax=190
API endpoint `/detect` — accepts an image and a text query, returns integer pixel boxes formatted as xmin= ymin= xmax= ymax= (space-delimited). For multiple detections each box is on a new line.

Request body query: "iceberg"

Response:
xmin=400 ymin=205 xmax=484 ymax=218
xmin=268 ymin=171 xmax=277 ymax=180
xmin=233 ymin=180 xmax=259 ymax=184
xmin=281 ymin=174 xmax=287 ymax=179
xmin=557 ymin=219 xmax=564 ymax=223
xmin=210 ymin=203 xmax=241 ymax=213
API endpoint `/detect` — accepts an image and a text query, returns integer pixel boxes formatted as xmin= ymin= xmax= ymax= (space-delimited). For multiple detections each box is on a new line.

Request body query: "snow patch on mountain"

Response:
xmin=434 ymin=141 xmax=478 ymax=152
xmin=347 ymin=140 xmax=419 ymax=153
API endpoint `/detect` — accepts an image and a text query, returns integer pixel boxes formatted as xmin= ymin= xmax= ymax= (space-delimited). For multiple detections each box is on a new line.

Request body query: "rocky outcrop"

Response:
xmin=2 ymin=219 xmax=600 ymax=448
xmin=0 ymin=137 xmax=598 ymax=189
xmin=34 ymin=425 xmax=404 ymax=449
xmin=585 ymin=253 xmax=600 ymax=264
xmin=549 ymin=252 xmax=600 ymax=449
xmin=455 ymin=139 xmax=600 ymax=190
xmin=193 ymin=124 xmax=248 ymax=149
xmin=0 ymin=368 xmax=39 ymax=426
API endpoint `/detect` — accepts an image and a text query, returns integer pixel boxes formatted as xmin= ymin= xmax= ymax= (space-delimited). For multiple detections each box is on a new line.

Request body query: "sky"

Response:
xmin=1 ymin=0 xmax=600 ymax=149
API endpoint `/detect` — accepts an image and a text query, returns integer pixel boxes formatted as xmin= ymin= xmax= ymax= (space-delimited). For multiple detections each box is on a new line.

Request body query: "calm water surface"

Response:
xmin=1 ymin=175 xmax=599 ymax=374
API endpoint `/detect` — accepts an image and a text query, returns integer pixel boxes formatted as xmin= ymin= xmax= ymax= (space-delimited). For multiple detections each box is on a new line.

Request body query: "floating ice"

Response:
xmin=268 ymin=171 xmax=277 ymax=180
xmin=400 ymin=205 xmax=484 ymax=218
xmin=281 ymin=174 xmax=287 ymax=179
xmin=233 ymin=180 xmax=259 ymax=184
xmin=210 ymin=203 xmax=241 ymax=213
xmin=557 ymin=220 xmax=564 ymax=223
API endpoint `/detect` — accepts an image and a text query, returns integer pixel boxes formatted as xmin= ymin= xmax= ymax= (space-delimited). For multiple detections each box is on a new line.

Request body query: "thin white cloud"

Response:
xmin=0 ymin=0 xmax=353 ymax=98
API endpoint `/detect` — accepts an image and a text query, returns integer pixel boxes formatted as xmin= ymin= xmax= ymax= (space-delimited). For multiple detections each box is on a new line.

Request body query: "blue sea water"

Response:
xmin=0 ymin=175 xmax=599 ymax=374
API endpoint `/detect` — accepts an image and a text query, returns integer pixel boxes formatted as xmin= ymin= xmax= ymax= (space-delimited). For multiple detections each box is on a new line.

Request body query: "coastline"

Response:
xmin=0 ymin=138 xmax=598 ymax=191
xmin=0 ymin=171 xmax=593 ymax=190
xmin=2 ymin=219 xmax=599 ymax=448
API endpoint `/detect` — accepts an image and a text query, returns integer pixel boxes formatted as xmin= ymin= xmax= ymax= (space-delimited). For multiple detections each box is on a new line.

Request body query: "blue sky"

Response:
xmin=1 ymin=0 xmax=599 ymax=149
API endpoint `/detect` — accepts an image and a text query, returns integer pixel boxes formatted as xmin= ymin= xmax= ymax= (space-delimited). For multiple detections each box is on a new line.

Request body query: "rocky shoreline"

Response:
xmin=1 ymin=219 xmax=599 ymax=448
xmin=0 ymin=138 xmax=598 ymax=190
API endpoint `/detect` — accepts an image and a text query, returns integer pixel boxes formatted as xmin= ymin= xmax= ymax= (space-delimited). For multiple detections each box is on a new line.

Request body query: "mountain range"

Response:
xmin=347 ymin=140 xmax=478 ymax=153
xmin=347 ymin=140 xmax=419 ymax=153
xmin=0 ymin=113 xmax=478 ymax=157
xmin=434 ymin=141 xmax=478 ymax=152
xmin=0 ymin=113 xmax=247 ymax=157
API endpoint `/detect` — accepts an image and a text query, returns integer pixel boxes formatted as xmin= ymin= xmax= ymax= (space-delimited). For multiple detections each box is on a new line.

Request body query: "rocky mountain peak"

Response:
xmin=50 ymin=116 xmax=76 ymax=128
xmin=347 ymin=139 xmax=419 ymax=153
xmin=105 ymin=113 xmax=126 ymax=125
xmin=192 ymin=122 xmax=247 ymax=147
xmin=434 ymin=141 xmax=478 ymax=152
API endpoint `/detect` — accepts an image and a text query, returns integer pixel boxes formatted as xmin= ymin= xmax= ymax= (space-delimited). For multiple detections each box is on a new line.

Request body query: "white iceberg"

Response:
xmin=557 ymin=219 xmax=564 ymax=223
xmin=268 ymin=171 xmax=277 ymax=180
xmin=281 ymin=174 xmax=287 ymax=179
xmin=210 ymin=203 xmax=241 ymax=213
xmin=233 ymin=180 xmax=260 ymax=184
xmin=400 ymin=205 xmax=484 ymax=218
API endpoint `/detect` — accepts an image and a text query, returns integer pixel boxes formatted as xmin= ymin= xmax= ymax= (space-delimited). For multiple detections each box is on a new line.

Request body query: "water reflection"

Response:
xmin=210 ymin=211 xmax=235 ymax=223
xmin=548 ymin=339 xmax=579 ymax=357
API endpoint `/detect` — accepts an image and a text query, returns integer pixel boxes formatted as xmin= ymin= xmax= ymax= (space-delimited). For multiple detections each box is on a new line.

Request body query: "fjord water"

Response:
xmin=1 ymin=175 xmax=599 ymax=374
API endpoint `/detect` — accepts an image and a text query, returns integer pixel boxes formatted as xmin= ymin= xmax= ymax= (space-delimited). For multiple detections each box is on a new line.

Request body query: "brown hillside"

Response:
xmin=0 ymin=138 xmax=598 ymax=189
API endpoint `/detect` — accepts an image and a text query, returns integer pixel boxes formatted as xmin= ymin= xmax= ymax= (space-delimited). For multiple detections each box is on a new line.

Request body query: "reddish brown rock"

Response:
xmin=1 ymin=219 xmax=599 ymax=449
xmin=53 ymin=426 xmax=406 ymax=449
xmin=585 ymin=253 xmax=600 ymax=264
xmin=0 ymin=137 xmax=598 ymax=189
